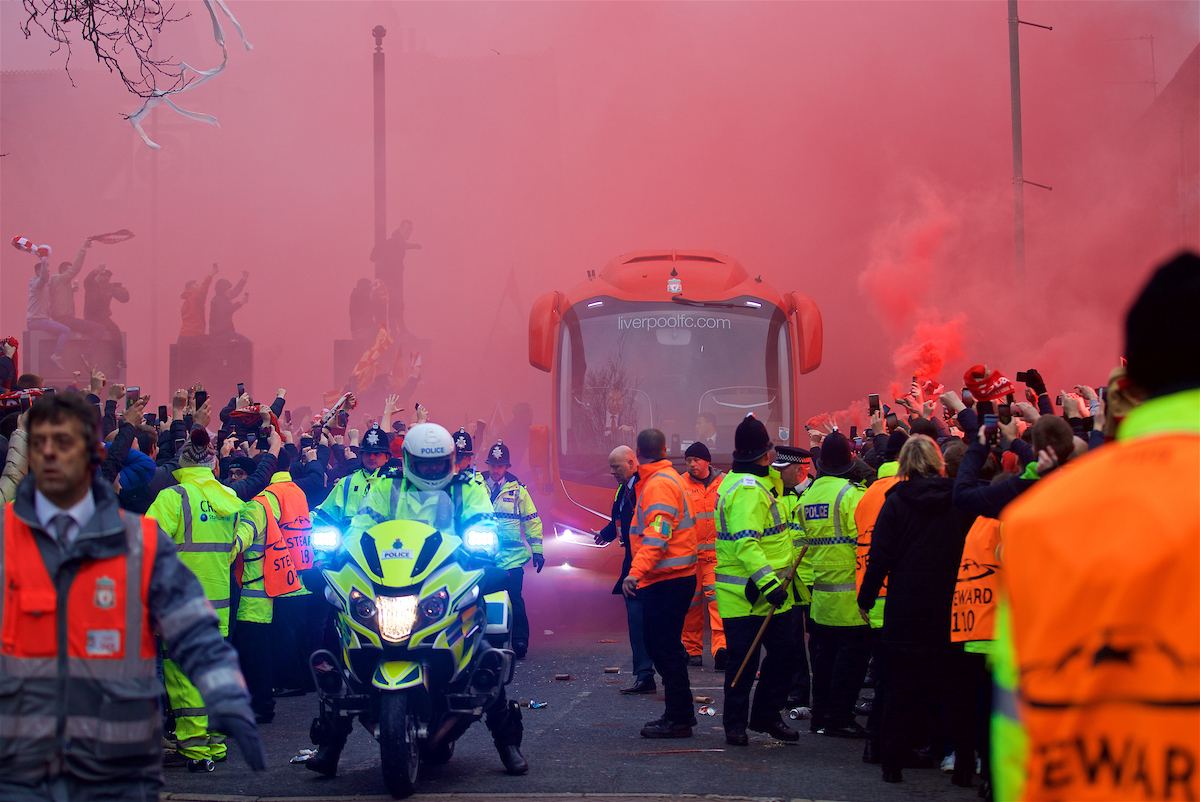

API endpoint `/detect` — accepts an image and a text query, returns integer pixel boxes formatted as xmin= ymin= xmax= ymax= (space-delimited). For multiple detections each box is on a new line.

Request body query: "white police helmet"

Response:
xmin=402 ymin=423 xmax=456 ymax=491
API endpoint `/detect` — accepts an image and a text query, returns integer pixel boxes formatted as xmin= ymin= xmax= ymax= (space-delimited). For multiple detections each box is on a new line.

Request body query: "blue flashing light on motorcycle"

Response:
xmin=463 ymin=527 xmax=498 ymax=554
xmin=312 ymin=526 xmax=342 ymax=552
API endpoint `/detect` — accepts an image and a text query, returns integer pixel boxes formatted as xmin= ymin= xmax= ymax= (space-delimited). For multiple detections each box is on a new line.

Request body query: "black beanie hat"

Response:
xmin=882 ymin=429 xmax=909 ymax=461
xmin=816 ymin=432 xmax=855 ymax=477
xmin=684 ymin=441 xmax=712 ymax=462
xmin=732 ymin=414 xmax=772 ymax=461
xmin=1125 ymin=251 xmax=1200 ymax=397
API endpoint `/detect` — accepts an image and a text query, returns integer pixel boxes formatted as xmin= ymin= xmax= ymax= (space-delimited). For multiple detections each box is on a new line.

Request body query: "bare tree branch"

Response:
xmin=20 ymin=0 xmax=191 ymax=98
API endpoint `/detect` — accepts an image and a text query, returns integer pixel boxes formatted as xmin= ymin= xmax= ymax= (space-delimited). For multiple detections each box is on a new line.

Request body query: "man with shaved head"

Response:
xmin=594 ymin=446 xmax=656 ymax=693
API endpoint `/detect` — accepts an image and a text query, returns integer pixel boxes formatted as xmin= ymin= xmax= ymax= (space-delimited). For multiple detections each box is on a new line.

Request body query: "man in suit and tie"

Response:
xmin=594 ymin=445 xmax=656 ymax=694
xmin=695 ymin=412 xmax=718 ymax=451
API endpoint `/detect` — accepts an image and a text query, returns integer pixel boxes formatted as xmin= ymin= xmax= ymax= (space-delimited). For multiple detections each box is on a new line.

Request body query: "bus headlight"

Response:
xmin=553 ymin=523 xmax=607 ymax=549
xmin=463 ymin=527 xmax=498 ymax=555
xmin=375 ymin=595 xmax=419 ymax=643
xmin=312 ymin=526 xmax=342 ymax=552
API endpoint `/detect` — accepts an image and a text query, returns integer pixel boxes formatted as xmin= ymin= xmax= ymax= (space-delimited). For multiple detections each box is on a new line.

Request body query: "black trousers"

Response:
xmin=271 ymin=594 xmax=313 ymax=691
xmin=808 ymin=621 xmax=872 ymax=731
xmin=880 ymin=643 xmax=974 ymax=777
xmin=722 ymin=609 xmax=796 ymax=732
xmin=233 ymin=621 xmax=274 ymax=720
xmin=504 ymin=568 xmax=530 ymax=649
xmin=640 ymin=575 xmax=695 ymax=724
xmin=866 ymin=627 xmax=886 ymax=744
xmin=943 ymin=648 xmax=990 ymax=781
xmin=787 ymin=604 xmax=812 ymax=706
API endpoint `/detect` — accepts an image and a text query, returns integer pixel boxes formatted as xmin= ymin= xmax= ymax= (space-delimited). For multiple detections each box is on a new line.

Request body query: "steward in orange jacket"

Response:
xmin=993 ymin=253 xmax=1200 ymax=802
xmin=681 ymin=441 xmax=726 ymax=665
xmin=621 ymin=429 xmax=697 ymax=739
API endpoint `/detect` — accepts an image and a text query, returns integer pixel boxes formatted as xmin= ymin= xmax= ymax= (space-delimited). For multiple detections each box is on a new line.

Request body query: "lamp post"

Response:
xmin=373 ymin=25 xmax=387 ymax=248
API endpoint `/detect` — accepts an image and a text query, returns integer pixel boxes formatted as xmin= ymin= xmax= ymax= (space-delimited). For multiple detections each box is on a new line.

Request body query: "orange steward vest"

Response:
xmin=0 ymin=504 xmax=160 ymax=780
xmin=249 ymin=495 xmax=302 ymax=597
xmin=265 ymin=482 xmax=313 ymax=571
xmin=1000 ymin=430 xmax=1199 ymax=801
xmin=855 ymin=475 xmax=900 ymax=597
xmin=628 ymin=460 xmax=698 ymax=587
xmin=950 ymin=516 xmax=1001 ymax=642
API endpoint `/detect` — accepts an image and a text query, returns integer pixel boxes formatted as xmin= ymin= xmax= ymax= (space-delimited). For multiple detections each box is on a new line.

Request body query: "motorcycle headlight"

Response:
xmin=375 ymin=595 xmax=420 ymax=643
xmin=350 ymin=589 xmax=376 ymax=622
xmin=463 ymin=527 xmax=498 ymax=555
xmin=312 ymin=526 xmax=342 ymax=552
xmin=420 ymin=588 xmax=449 ymax=621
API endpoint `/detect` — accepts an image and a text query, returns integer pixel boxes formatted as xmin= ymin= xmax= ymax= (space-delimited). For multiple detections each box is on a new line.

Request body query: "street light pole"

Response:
xmin=1007 ymin=0 xmax=1025 ymax=283
xmin=373 ymin=25 xmax=387 ymax=249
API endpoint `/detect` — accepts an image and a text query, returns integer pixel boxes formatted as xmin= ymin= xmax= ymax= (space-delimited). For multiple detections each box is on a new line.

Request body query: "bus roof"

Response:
xmin=561 ymin=249 xmax=787 ymax=310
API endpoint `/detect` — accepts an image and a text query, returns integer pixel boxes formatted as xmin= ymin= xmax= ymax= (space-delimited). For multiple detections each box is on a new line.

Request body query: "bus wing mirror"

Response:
xmin=786 ymin=292 xmax=823 ymax=374
xmin=528 ymin=424 xmax=551 ymax=493
xmin=529 ymin=291 xmax=565 ymax=372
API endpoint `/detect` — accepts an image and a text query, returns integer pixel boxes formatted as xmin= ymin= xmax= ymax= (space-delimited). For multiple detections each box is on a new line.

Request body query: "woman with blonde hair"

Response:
xmin=857 ymin=435 xmax=976 ymax=786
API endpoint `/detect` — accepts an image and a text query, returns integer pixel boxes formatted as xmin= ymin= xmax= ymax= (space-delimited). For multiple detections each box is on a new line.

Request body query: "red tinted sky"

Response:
xmin=2 ymin=1 xmax=1196 ymax=424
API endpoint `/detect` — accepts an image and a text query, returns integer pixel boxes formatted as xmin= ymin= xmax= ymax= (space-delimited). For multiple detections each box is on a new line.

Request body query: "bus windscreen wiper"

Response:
xmin=671 ymin=294 xmax=741 ymax=309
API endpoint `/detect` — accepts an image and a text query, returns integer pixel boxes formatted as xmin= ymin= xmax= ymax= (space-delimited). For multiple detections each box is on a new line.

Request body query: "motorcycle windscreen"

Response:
xmin=373 ymin=660 xmax=425 ymax=690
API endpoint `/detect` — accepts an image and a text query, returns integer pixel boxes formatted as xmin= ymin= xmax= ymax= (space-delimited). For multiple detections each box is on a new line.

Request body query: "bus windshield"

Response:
xmin=556 ymin=296 xmax=792 ymax=484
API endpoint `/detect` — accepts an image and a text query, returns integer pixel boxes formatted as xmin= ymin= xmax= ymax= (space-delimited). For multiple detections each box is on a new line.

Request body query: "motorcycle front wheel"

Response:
xmin=379 ymin=691 xmax=420 ymax=798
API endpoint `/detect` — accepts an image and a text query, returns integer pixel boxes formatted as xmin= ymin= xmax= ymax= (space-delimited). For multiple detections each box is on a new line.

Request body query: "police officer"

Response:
xmin=453 ymin=427 xmax=487 ymax=491
xmin=0 ymin=392 xmax=263 ymax=801
xmin=773 ymin=445 xmax=815 ymax=711
xmin=483 ymin=440 xmax=543 ymax=659
xmin=332 ymin=423 xmax=528 ymax=776
xmin=799 ymin=431 xmax=869 ymax=738
xmin=714 ymin=416 xmax=799 ymax=746
xmin=314 ymin=423 xmax=392 ymax=531
xmin=146 ymin=428 xmax=248 ymax=771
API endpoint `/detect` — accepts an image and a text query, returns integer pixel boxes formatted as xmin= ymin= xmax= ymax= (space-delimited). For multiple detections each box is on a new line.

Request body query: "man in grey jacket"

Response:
xmin=0 ymin=391 xmax=265 ymax=800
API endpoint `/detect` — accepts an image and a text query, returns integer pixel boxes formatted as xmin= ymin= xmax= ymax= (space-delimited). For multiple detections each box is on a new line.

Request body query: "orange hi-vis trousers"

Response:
xmin=682 ymin=553 xmax=725 ymax=656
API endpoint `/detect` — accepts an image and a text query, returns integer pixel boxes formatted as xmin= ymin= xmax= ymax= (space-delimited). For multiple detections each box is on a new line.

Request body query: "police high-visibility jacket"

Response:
xmin=877 ymin=461 xmax=899 ymax=479
xmin=146 ymin=465 xmax=245 ymax=635
xmin=715 ymin=468 xmax=795 ymax=618
xmin=234 ymin=473 xmax=304 ymax=623
xmin=855 ymin=475 xmax=902 ymax=629
xmin=776 ymin=485 xmax=811 ymax=605
xmin=485 ymin=471 xmax=543 ymax=571
xmin=682 ymin=469 xmax=723 ymax=560
xmin=951 ymin=516 xmax=1000 ymax=644
xmin=628 ymin=459 xmax=697 ymax=587
xmin=798 ymin=475 xmax=865 ymax=628
xmin=0 ymin=479 xmax=248 ymax=787
xmin=350 ymin=470 xmax=494 ymax=540
xmin=315 ymin=466 xmax=385 ymax=530
xmin=992 ymin=388 xmax=1199 ymax=802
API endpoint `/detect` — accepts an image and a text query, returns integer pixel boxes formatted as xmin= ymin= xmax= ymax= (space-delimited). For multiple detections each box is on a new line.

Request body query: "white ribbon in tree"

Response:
xmin=128 ymin=0 xmax=252 ymax=149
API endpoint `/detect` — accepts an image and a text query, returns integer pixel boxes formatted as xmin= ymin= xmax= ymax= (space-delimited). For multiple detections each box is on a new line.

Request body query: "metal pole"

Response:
xmin=373 ymin=26 xmax=387 ymax=248
xmin=1007 ymin=0 xmax=1025 ymax=282
xmin=150 ymin=107 xmax=159 ymax=392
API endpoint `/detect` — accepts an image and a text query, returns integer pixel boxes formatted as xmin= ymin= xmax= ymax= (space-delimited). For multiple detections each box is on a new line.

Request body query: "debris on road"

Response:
xmin=698 ymin=705 xmax=717 ymax=716
xmin=554 ymin=673 xmax=571 ymax=681
xmin=604 ymin=667 xmax=621 ymax=674
xmin=647 ymin=748 xmax=726 ymax=754
xmin=289 ymin=748 xmax=315 ymax=764
xmin=544 ymin=629 xmax=555 ymax=635
xmin=788 ymin=706 xmax=812 ymax=720
xmin=598 ymin=639 xmax=618 ymax=643
xmin=694 ymin=695 xmax=713 ymax=703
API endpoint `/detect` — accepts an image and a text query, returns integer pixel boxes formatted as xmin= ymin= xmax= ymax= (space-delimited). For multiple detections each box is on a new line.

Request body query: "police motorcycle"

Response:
xmin=304 ymin=423 xmax=525 ymax=798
